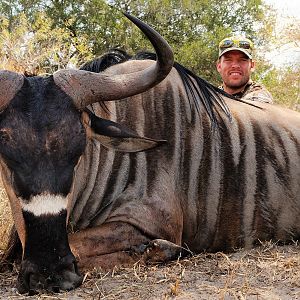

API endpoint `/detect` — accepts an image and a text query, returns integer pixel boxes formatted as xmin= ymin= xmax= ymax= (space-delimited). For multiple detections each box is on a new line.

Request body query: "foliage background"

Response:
xmin=0 ymin=0 xmax=299 ymax=108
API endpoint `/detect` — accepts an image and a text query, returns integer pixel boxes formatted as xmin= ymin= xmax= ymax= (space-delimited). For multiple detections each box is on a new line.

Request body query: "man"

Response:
xmin=217 ymin=36 xmax=273 ymax=103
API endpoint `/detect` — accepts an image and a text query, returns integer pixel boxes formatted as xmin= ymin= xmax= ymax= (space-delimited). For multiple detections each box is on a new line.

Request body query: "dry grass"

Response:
xmin=1 ymin=242 xmax=300 ymax=299
xmin=0 ymin=179 xmax=13 ymax=250
xmin=1 ymin=182 xmax=300 ymax=299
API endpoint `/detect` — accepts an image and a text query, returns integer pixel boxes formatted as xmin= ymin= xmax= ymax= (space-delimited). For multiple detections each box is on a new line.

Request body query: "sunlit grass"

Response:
xmin=0 ymin=178 xmax=13 ymax=250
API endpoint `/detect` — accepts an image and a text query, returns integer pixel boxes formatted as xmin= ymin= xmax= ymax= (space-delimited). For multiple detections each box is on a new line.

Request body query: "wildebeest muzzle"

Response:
xmin=17 ymin=208 xmax=83 ymax=294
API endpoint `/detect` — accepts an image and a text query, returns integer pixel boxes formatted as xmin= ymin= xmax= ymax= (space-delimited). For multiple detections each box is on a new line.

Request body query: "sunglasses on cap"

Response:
xmin=219 ymin=38 xmax=253 ymax=50
xmin=218 ymin=37 xmax=254 ymax=58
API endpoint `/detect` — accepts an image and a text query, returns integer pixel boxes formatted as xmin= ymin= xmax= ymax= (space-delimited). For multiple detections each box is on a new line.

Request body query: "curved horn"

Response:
xmin=53 ymin=13 xmax=174 ymax=110
xmin=0 ymin=70 xmax=24 ymax=111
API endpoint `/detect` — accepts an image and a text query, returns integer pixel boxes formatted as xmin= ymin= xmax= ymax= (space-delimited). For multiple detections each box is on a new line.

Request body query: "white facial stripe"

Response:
xmin=20 ymin=194 xmax=67 ymax=217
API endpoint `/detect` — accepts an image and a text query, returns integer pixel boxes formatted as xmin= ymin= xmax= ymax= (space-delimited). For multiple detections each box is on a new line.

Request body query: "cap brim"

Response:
xmin=219 ymin=47 xmax=252 ymax=59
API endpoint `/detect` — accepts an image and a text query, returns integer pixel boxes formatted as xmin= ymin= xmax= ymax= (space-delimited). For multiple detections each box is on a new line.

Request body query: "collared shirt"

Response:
xmin=220 ymin=81 xmax=274 ymax=103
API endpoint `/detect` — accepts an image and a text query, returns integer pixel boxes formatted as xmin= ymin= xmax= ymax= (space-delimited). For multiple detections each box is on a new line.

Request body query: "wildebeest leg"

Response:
xmin=69 ymin=221 xmax=150 ymax=270
xmin=69 ymin=222 xmax=187 ymax=270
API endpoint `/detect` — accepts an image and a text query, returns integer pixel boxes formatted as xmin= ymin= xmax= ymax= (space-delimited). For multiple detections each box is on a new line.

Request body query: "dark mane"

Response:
xmin=80 ymin=49 xmax=131 ymax=73
xmin=80 ymin=50 xmax=233 ymax=127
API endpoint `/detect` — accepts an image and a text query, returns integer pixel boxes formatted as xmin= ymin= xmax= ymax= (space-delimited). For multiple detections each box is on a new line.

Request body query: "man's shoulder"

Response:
xmin=242 ymin=81 xmax=273 ymax=103
xmin=246 ymin=82 xmax=268 ymax=93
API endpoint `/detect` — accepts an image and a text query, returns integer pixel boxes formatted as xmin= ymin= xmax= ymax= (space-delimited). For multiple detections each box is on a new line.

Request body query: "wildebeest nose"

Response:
xmin=56 ymin=254 xmax=83 ymax=291
xmin=16 ymin=257 xmax=83 ymax=294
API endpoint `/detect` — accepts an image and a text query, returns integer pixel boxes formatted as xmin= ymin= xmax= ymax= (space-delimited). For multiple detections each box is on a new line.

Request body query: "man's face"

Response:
xmin=216 ymin=50 xmax=255 ymax=94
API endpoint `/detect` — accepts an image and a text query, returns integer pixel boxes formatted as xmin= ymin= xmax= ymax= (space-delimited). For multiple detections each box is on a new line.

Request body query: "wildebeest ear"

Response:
xmin=85 ymin=112 xmax=167 ymax=152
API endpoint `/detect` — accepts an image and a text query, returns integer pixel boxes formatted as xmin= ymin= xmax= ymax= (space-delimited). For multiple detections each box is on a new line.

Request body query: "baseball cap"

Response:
xmin=218 ymin=36 xmax=254 ymax=59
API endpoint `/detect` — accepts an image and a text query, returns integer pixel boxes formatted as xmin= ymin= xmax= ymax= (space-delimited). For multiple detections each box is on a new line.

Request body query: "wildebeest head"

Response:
xmin=0 ymin=13 xmax=173 ymax=294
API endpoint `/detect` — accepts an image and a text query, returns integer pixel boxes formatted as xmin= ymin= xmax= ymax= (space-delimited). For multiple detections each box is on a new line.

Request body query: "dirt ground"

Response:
xmin=1 ymin=185 xmax=300 ymax=299
xmin=1 ymin=242 xmax=300 ymax=299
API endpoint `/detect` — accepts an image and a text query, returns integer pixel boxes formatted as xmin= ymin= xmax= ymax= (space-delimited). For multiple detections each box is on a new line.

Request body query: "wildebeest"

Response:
xmin=1 ymin=13 xmax=300 ymax=295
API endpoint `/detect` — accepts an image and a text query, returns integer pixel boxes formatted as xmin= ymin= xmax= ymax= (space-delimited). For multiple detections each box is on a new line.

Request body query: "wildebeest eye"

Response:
xmin=0 ymin=128 xmax=11 ymax=143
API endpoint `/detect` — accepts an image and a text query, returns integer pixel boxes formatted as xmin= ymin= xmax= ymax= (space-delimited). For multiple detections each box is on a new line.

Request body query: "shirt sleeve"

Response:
xmin=242 ymin=83 xmax=274 ymax=104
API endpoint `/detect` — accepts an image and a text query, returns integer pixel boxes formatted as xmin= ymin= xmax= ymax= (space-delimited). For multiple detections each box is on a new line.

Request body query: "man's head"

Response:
xmin=216 ymin=36 xmax=255 ymax=95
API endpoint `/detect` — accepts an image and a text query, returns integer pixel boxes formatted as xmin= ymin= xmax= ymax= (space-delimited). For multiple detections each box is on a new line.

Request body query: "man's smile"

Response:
xmin=229 ymin=71 xmax=242 ymax=76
